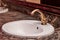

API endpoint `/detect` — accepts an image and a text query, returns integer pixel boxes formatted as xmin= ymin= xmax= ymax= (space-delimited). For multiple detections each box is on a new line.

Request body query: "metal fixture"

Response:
xmin=31 ymin=9 xmax=48 ymax=25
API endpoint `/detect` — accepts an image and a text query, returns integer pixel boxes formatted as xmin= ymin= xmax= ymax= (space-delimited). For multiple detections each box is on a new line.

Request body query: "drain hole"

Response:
xmin=37 ymin=27 xmax=39 ymax=29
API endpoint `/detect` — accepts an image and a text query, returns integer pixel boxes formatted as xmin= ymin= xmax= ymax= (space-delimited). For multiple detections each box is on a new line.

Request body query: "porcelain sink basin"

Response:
xmin=2 ymin=20 xmax=54 ymax=38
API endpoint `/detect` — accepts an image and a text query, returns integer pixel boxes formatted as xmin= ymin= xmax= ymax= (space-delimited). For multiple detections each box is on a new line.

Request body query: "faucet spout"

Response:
xmin=31 ymin=9 xmax=47 ymax=25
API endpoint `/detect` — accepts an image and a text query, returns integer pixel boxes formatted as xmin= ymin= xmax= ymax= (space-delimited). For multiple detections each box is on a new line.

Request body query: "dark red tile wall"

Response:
xmin=41 ymin=0 xmax=60 ymax=7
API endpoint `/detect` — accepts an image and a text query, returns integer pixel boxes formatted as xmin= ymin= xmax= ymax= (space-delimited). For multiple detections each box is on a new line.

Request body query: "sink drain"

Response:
xmin=37 ymin=27 xmax=39 ymax=29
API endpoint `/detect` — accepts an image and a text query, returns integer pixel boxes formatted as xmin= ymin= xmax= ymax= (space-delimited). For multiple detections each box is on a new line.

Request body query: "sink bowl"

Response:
xmin=2 ymin=20 xmax=54 ymax=39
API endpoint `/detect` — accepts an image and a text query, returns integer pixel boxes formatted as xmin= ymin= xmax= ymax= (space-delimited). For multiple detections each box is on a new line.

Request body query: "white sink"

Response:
xmin=2 ymin=20 xmax=54 ymax=39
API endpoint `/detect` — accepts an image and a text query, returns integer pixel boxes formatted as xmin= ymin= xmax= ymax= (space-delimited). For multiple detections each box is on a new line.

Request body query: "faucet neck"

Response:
xmin=31 ymin=9 xmax=47 ymax=25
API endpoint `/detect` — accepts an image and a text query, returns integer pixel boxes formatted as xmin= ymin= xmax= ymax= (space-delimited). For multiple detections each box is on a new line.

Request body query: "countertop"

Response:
xmin=0 ymin=10 xmax=60 ymax=40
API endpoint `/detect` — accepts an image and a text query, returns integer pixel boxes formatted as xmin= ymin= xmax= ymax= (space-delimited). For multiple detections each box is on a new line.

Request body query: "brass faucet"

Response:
xmin=31 ymin=9 xmax=48 ymax=25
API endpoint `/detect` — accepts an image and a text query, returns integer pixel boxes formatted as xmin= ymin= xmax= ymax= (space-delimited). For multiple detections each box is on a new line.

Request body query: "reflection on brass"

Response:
xmin=31 ymin=9 xmax=48 ymax=25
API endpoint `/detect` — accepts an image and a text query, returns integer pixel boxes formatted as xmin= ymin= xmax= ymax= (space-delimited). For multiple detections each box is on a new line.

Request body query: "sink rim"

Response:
xmin=2 ymin=20 xmax=54 ymax=38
